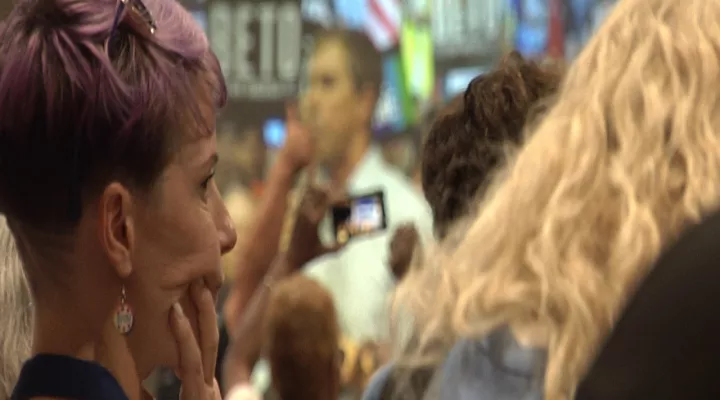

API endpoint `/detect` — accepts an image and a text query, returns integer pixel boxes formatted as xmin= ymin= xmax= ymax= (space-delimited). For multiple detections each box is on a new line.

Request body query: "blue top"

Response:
xmin=362 ymin=364 xmax=393 ymax=400
xmin=12 ymin=353 xmax=128 ymax=400
xmin=363 ymin=328 xmax=546 ymax=400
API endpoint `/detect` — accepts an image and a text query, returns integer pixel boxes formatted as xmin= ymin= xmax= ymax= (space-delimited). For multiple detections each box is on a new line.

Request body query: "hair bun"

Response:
xmin=14 ymin=0 xmax=122 ymax=41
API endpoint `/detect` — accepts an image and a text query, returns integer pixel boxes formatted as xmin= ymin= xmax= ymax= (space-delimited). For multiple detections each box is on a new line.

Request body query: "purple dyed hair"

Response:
xmin=0 ymin=0 xmax=227 ymax=232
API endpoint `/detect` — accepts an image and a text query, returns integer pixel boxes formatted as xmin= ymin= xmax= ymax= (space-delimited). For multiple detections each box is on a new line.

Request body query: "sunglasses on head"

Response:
xmin=105 ymin=0 xmax=157 ymax=55
xmin=67 ymin=0 xmax=158 ymax=220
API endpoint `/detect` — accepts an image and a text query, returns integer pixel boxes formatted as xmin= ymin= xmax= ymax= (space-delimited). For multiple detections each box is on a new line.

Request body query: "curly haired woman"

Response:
xmin=363 ymin=52 xmax=561 ymax=399
xmin=0 ymin=215 xmax=32 ymax=400
xmin=392 ymin=0 xmax=720 ymax=398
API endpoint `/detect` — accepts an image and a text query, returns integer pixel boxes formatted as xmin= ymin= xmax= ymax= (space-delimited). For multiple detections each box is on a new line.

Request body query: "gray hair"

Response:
xmin=0 ymin=215 xmax=33 ymax=400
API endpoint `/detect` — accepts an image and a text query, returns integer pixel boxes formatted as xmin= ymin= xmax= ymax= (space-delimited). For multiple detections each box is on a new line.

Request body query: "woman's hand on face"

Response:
xmin=170 ymin=281 xmax=221 ymax=400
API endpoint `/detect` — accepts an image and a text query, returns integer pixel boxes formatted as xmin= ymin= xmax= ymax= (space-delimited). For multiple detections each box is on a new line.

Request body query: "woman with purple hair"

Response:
xmin=0 ymin=0 xmax=237 ymax=399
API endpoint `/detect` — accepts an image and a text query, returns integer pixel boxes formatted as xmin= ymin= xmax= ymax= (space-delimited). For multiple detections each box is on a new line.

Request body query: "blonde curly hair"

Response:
xmin=392 ymin=0 xmax=720 ymax=398
xmin=0 ymin=215 xmax=33 ymax=400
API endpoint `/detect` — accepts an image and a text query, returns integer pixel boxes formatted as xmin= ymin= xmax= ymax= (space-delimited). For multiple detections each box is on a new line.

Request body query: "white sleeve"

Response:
xmin=225 ymin=384 xmax=262 ymax=400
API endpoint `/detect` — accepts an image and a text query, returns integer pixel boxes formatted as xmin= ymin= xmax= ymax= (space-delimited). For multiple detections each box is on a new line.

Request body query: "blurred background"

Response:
xmin=0 ymin=0 xmax=619 ymax=397
xmin=0 ymin=0 xmax=617 ymax=187
xmin=178 ymin=0 xmax=617 ymax=205
xmin=175 ymin=0 xmax=620 ymax=307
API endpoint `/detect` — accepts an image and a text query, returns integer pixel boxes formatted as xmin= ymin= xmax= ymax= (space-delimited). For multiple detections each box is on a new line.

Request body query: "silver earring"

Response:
xmin=114 ymin=286 xmax=134 ymax=335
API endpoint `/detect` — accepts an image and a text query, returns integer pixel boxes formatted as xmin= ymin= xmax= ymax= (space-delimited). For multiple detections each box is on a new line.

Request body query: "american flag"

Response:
xmin=546 ymin=0 xmax=565 ymax=59
xmin=365 ymin=0 xmax=402 ymax=51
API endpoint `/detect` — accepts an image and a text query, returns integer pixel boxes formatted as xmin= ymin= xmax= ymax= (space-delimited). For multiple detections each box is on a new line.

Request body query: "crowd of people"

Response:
xmin=2 ymin=0 xmax=720 ymax=399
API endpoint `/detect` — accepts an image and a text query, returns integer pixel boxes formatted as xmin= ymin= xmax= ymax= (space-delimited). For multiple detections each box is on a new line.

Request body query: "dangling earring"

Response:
xmin=114 ymin=286 xmax=134 ymax=335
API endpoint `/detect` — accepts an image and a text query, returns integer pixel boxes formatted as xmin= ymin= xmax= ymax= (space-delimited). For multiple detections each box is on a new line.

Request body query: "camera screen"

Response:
xmin=332 ymin=191 xmax=386 ymax=244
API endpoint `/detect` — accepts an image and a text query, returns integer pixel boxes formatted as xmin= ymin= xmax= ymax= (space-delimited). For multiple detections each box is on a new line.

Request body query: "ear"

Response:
xmin=358 ymin=84 xmax=378 ymax=123
xmin=98 ymin=182 xmax=136 ymax=279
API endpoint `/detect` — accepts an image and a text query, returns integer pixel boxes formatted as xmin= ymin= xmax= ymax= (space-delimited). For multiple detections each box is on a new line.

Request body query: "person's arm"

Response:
xmin=224 ymin=106 xmax=312 ymax=333
xmin=223 ymin=158 xmax=297 ymax=331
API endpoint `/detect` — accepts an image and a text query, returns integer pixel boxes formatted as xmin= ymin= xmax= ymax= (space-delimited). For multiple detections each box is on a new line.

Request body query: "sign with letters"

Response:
xmin=430 ymin=0 xmax=504 ymax=61
xmin=208 ymin=0 xmax=305 ymax=101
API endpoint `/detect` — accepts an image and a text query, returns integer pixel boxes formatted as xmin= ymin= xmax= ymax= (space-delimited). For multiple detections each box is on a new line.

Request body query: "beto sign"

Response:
xmin=209 ymin=0 xmax=303 ymax=101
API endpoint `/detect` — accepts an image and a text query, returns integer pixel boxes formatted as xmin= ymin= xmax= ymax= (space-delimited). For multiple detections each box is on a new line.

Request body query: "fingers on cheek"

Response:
xmin=190 ymin=280 xmax=203 ymax=304
xmin=169 ymin=303 xmax=191 ymax=347
xmin=191 ymin=280 xmax=215 ymax=312
xmin=169 ymin=303 xmax=202 ymax=379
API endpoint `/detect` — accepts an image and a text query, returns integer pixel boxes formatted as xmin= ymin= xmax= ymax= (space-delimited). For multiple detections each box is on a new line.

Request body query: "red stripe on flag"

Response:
xmin=369 ymin=0 xmax=399 ymax=41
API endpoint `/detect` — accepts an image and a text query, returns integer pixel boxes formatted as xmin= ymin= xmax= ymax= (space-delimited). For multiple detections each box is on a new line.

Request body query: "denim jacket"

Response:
xmin=363 ymin=328 xmax=546 ymax=400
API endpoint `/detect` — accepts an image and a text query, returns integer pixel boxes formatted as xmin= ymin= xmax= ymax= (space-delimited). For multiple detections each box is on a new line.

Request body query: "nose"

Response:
xmin=213 ymin=186 xmax=237 ymax=256
xmin=218 ymin=211 xmax=237 ymax=256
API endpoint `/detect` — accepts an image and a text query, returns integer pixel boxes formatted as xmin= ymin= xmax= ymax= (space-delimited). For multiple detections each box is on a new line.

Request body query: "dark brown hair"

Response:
xmin=314 ymin=28 xmax=383 ymax=101
xmin=265 ymin=274 xmax=340 ymax=400
xmin=421 ymin=51 xmax=562 ymax=238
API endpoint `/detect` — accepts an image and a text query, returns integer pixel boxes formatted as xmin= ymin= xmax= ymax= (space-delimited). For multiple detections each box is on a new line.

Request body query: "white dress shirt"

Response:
xmin=249 ymin=146 xmax=433 ymax=393
xmin=304 ymin=146 xmax=433 ymax=342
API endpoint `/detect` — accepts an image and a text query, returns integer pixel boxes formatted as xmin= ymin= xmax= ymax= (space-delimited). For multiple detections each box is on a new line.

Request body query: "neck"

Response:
xmin=32 ymin=294 xmax=144 ymax=400
xmin=329 ymin=128 xmax=371 ymax=187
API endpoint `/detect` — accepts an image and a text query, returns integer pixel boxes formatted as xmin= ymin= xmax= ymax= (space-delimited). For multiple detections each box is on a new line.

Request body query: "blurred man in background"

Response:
xmin=223 ymin=28 xmax=432 ymax=395
xmin=299 ymin=27 xmax=432 ymax=342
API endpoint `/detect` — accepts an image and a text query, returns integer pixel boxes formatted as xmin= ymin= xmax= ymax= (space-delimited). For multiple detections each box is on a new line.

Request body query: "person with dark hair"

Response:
xmin=363 ymin=51 xmax=562 ymax=400
xmin=422 ymin=51 xmax=561 ymax=238
xmin=0 ymin=0 xmax=236 ymax=399
xmin=386 ymin=51 xmax=562 ymax=282
xmin=223 ymin=27 xmax=432 ymax=396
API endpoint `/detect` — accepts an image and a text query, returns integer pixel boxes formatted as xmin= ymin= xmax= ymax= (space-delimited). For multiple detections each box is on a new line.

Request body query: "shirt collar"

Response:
xmin=346 ymin=146 xmax=385 ymax=191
